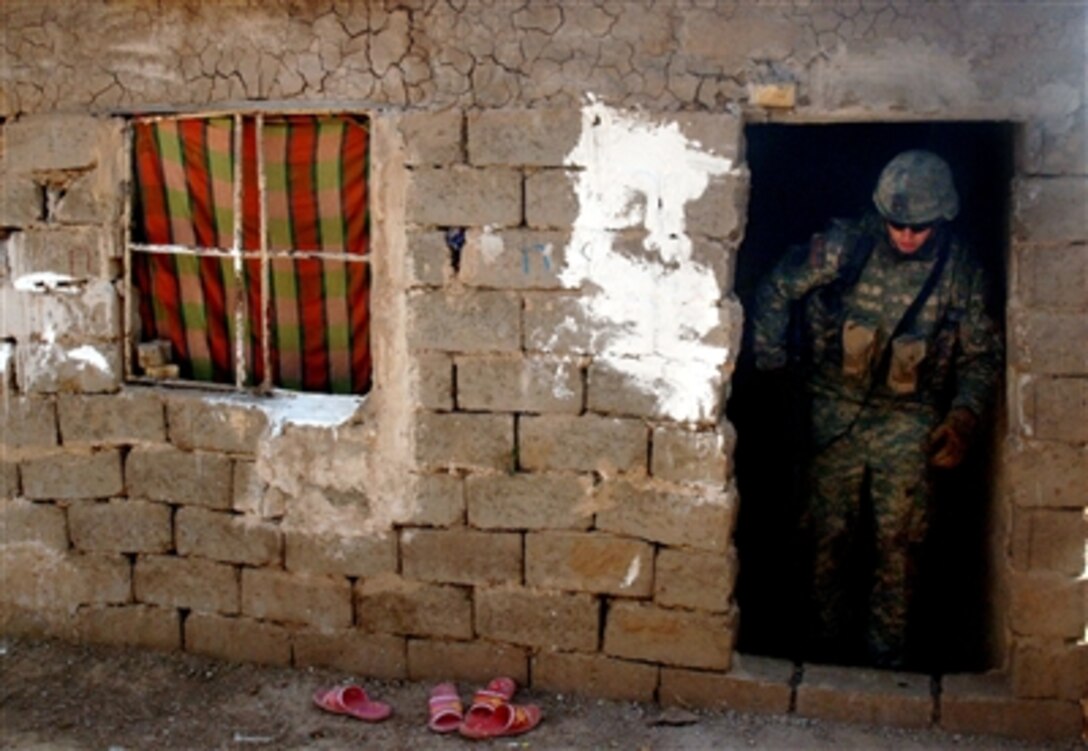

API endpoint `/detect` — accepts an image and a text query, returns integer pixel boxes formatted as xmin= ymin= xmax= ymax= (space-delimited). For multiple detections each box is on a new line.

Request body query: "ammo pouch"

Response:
xmin=842 ymin=320 xmax=878 ymax=379
xmin=887 ymin=335 xmax=927 ymax=394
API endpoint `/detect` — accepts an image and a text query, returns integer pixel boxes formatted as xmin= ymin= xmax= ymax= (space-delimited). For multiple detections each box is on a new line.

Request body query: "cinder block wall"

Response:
xmin=1 ymin=1 xmax=1084 ymax=741
xmin=398 ymin=103 xmax=746 ymax=695
xmin=1003 ymin=155 xmax=1088 ymax=703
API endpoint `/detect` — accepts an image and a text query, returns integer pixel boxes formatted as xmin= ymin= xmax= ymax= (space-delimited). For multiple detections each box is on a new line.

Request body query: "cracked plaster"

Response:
xmin=0 ymin=1 xmax=1083 ymax=120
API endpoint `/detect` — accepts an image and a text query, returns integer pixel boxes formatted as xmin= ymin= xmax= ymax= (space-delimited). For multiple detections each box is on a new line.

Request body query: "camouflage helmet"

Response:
xmin=872 ymin=150 xmax=959 ymax=224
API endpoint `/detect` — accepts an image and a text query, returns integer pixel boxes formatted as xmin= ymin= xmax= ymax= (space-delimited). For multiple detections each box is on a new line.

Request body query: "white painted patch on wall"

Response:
xmin=261 ymin=392 xmax=365 ymax=435
xmin=479 ymin=226 xmax=505 ymax=264
xmin=0 ymin=342 xmax=13 ymax=389
xmin=622 ymin=554 xmax=642 ymax=589
xmin=562 ymin=97 xmax=735 ymax=422
xmin=549 ymin=359 xmax=574 ymax=400
xmin=13 ymin=273 xmax=82 ymax=294
xmin=209 ymin=391 xmax=365 ymax=437
xmin=16 ymin=341 xmax=118 ymax=392
xmin=68 ymin=345 xmax=112 ymax=375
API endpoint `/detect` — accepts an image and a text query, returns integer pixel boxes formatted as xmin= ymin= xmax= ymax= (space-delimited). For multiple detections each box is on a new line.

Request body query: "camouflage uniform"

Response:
xmin=753 ymin=202 xmax=1002 ymax=667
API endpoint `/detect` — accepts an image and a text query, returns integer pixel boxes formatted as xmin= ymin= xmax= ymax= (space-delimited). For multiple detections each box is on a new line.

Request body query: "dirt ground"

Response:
xmin=0 ymin=637 xmax=1079 ymax=751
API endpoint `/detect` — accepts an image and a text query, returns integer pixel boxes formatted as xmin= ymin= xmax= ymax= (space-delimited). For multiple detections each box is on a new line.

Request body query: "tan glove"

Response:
xmin=927 ymin=408 xmax=978 ymax=469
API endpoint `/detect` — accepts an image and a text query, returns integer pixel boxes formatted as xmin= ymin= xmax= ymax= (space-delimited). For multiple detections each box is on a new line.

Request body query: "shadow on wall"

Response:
xmin=729 ymin=122 xmax=1013 ymax=673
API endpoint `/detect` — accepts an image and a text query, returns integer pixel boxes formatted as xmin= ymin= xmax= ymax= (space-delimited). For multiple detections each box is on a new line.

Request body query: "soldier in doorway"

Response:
xmin=752 ymin=150 xmax=1002 ymax=669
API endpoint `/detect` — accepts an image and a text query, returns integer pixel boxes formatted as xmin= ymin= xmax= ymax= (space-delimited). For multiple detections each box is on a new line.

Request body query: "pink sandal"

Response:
xmin=459 ymin=677 xmax=542 ymax=740
xmin=312 ymin=684 xmax=392 ymax=722
xmin=427 ymin=682 xmax=463 ymax=733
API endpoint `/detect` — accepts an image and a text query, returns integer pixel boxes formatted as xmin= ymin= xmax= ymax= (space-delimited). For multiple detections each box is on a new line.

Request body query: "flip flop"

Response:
xmin=486 ymin=702 xmax=542 ymax=739
xmin=459 ymin=676 xmax=542 ymax=739
xmin=427 ymin=682 xmax=463 ymax=733
xmin=312 ymin=684 xmax=393 ymax=722
xmin=459 ymin=676 xmax=516 ymax=738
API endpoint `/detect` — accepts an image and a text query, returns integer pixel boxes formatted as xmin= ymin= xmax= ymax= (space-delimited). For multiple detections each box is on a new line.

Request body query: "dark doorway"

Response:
xmin=729 ymin=122 xmax=1012 ymax=672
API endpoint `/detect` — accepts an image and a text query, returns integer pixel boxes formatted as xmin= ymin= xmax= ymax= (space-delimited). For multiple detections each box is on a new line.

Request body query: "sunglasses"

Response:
xmin=886 ymin=220 xmax=936 ymax=233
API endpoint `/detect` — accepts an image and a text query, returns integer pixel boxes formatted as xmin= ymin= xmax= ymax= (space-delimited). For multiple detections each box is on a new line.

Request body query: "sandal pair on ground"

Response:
xmin=428 ymin=676 xmax=542 ymax=739
xmin=312 ymin=676 xmax=543 ymax=740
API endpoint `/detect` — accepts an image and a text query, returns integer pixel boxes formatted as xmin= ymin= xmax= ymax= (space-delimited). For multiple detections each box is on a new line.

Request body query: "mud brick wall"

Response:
xmin=1 ymin=1 xmax=1086 ymax=741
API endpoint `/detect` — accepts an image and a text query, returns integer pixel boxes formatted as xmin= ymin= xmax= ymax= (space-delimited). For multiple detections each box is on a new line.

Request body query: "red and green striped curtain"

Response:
xmin=131 ymin=114 xmax=371 ymax=394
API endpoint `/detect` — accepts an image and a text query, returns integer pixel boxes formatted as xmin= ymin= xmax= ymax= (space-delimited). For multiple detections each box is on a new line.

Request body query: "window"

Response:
xmin=127 ymin=112 xmax=372 ymax=395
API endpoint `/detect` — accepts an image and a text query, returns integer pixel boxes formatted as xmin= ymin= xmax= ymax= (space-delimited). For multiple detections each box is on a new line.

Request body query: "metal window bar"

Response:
xmin=122 ymin=123 xmax=134 ymax=384
xmin=257 ymin=113 xmax=271 ymax=393
xmin=231 ymin=113 xmax=245 ymax=389
xmin=128 ymin=242 xmax=369 ymax=264
xmin=126 ymin=111 xmax=370 ymax=394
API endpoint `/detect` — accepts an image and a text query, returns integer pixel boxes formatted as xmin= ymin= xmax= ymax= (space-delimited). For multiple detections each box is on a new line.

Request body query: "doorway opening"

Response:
xmin=729 ymin=121 xmax=1013 ymax=673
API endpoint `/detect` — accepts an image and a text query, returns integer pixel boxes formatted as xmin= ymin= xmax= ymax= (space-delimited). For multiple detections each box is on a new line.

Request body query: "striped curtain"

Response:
xmin=131 ymin=115 xmax=371 ymax=394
